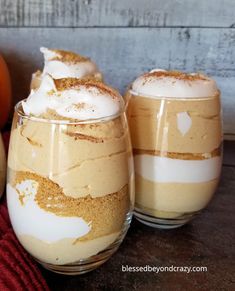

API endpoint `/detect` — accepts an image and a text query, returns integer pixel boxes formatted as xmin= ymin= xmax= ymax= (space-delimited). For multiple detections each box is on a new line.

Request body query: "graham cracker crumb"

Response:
xmin=133 ymin=146 xmax=221 ymax=160
xmin=13 ymin=171 xmax=130 ymax=241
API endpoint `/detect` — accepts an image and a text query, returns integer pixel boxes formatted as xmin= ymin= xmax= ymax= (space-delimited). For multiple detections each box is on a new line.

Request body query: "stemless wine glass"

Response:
xmin=0 ymin=132 xmax=6 ymax=198
xmin=126 ymin=73 xmax=222 ymax=229
xmin=7 ymin=101 xmax=134 ymax=275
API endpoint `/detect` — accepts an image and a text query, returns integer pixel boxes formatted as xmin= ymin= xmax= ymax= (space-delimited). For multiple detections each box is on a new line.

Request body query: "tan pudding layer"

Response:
xmin=18 ymin=232 xmax=121 ymax=265
xmin=127 ymin=93 xmax=222 ymax=155
xmin=9 ymin=114 xmax=132 ymax=198
xmin=135 ymin=173 xmax=219 ymax=213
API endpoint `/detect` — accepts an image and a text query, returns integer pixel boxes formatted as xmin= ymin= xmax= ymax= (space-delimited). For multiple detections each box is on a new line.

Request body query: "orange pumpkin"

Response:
xmin=0 ymin=54 xmax=11 ymax=129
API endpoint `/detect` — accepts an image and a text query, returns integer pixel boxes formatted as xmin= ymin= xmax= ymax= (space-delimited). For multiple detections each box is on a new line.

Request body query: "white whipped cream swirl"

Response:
xmin=40 ymin=47 xmax=100 ymax=79
xmin=23 ymin=75 xmax=123 ymax=120
xmin=131 ymin=69 xmax=219 ymax=99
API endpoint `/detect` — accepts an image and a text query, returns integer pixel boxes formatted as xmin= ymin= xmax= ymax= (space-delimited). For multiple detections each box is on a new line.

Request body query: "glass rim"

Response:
xmin=15 ymin=99 xmax=127 ymax=125
xmin=127 ymin=88 xmax=220 ymax=100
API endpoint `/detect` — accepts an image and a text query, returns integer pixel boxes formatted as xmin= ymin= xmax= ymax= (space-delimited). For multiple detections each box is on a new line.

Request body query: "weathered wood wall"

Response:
xmin=1 ymin=0 xmax=235 ymax=27
xmin=0 ymin=0 xmax=234 ymax=137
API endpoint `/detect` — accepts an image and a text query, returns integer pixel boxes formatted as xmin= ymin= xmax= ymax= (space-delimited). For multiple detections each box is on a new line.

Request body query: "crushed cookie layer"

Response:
xmin=12 ymin=171 xmax=130 ymax=241
xmin=133 ymin=146 xmax=222 ymax=160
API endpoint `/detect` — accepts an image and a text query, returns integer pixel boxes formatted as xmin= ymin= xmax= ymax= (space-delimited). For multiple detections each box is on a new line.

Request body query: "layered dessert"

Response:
xmin=7 ymin=75 xmax=133 ymax=265
xmin=31 ymin=47 xmax=102 ymax=90
xmin=126 ymin=70 xmax=222 ymax=221
xmin=0 ymin=133 xmax=6 ymax=197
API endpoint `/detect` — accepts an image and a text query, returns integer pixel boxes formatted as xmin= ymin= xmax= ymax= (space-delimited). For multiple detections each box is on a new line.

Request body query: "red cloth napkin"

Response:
xmin=0 ymin=131 xmax=49 ymax=291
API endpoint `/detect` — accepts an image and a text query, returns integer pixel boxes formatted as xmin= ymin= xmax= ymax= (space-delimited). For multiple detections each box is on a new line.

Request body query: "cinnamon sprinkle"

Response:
xmin=143 ymin=71 xmax=208 ymax=83
xmin=54 ymin=78 xmax=121 ymax=101
xmin=50 ymin=49 xmax=89 ymax=63
xmin=73 ymin=103 xmax=87 ymax=110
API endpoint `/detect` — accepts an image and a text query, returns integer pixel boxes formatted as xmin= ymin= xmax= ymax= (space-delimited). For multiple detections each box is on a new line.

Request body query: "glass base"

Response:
xmin=35 ymin=212 xmax=132 ymax=275
xmin=134 ymin=208 xmax=198 ymax=229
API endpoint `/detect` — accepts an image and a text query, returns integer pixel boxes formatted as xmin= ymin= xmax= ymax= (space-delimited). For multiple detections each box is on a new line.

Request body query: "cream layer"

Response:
xmin=134 ymin=154 xmax=222 ymax=183
xmin=7 ymin=182 xmax=91 ymax=242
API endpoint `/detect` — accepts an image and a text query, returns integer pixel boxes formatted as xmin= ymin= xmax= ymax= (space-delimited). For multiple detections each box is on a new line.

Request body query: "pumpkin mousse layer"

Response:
xmin=7 ymin=76 xmax=133 ymax=264
xmin=127 ymin=69 xmax=222 ymax=218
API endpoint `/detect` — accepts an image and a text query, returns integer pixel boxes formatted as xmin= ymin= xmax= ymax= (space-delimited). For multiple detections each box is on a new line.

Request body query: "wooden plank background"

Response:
xmin=0 ymin=0 xmax=234 ymax=137
xmin=1 ymin=0 xmax=235 ymax=28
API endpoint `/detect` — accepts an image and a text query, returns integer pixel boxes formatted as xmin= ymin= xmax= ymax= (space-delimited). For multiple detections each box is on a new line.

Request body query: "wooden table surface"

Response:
xmin=41 ymin=141 xmax=235 ymax=291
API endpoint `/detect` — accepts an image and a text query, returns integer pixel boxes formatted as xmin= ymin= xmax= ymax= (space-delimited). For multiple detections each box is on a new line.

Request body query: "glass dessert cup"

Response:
xmin=126 ymin=90 xmax=222 ymax=229
xmin=0 ymin=132 xmax=6 ymax=198
xmin=7 ymin=101 xmax=134 ymax=275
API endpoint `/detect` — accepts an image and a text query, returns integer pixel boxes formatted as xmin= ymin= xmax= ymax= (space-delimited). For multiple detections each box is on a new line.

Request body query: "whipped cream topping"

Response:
xmin=40 ymin=47 xmax=100 ymax=79
xmin=131 ymin=69 xmax=219 ymax=98
xmin=22 ymin=75 xmax=123 ymax=120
